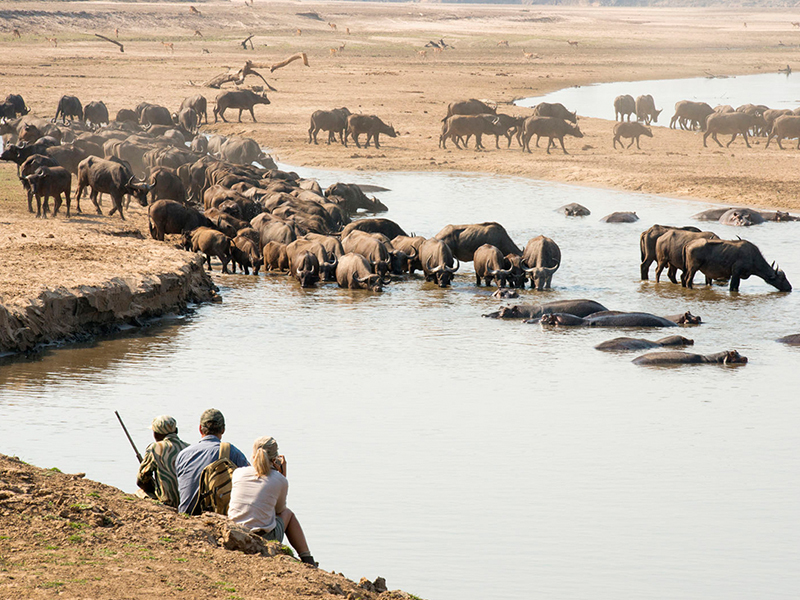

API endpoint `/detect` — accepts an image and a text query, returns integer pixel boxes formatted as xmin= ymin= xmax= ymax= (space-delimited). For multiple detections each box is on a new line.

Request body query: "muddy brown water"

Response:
xmin=1 ymin=164 xmax=799 ymax=600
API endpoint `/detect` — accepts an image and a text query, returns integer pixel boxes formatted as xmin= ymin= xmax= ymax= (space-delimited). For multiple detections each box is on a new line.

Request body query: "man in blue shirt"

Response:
xmin=175 ymin=408 xmax=250 ymax=514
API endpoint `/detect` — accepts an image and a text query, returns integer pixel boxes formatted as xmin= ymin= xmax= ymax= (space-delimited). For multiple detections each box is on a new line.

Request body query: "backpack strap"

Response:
xmin=219 ymin=442 xmax=230 ymax=461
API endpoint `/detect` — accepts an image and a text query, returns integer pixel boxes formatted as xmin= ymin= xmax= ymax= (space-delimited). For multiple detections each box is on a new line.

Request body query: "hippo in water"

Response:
xmin=492 ymin=288 xmax=519 ymax=299
xmin=600 ymin=211 xmax=639 ymax=223
xmin=556 ymin=202 xmax=591 ymax=217
xmin=719 ymin=208 xmax=764 ymax=227
xmin=539 ymin=311 xmax=678 ymax=328
xmin=777 ymin=333 xmax=800 ymax=345
xmin=665 ymin=311 xmax=702 ymax=325
xmin=632 ymin=350 xmax=748 ymax=366
xmin=595 ymin=335 xmax=694 ymax=351
xmin=692 ymin=208 xmax=733 ymax=221
xmin=483 ymin=298 xmax=607 ymax=320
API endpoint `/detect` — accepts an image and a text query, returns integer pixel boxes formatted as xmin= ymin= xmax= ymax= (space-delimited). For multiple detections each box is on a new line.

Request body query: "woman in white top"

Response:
xmin=228 ymin=436 xmax=316 ymax=566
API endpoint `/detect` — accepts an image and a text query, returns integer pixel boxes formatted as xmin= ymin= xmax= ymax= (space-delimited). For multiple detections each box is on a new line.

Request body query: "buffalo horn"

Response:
xmin=446 ymin=257 xmax=460 ymax=274
xmin=407 ymin=246 xmax=418 ymax=261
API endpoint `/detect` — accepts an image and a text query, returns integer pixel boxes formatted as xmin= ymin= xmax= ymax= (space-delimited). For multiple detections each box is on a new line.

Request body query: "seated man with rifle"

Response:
xmin=133 ymin=415 xmax=190 ymax=508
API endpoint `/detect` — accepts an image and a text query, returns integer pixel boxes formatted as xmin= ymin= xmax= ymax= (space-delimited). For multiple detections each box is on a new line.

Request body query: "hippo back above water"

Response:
xmin=483 ymin=298 xmax=607 ymax=320
xmin=595 ymin=335 xmax=694 ymax=352
xmin=540 ymin=311 xmax=678 ymax=328
xmin=632 ymin=350 xmax=748 ymax=366
xmin=601 ymin=211 xmax=639 ymax=223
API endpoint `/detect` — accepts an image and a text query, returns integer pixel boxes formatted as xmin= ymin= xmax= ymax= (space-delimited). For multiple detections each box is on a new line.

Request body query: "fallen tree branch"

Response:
xmin=240 ymin=34 xmax=255 ymax=50
xmin=202 ymin=60 xmax=278 ymax=91
xmin=95 ymin=33 xmax=124 ymax=52
xmin=259 ymin=52 xmax=309 ymax=73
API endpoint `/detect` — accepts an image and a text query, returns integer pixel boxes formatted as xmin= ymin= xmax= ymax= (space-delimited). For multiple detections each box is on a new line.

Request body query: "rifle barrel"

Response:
xmin=115 ymin=411 xmax=143 ymax=463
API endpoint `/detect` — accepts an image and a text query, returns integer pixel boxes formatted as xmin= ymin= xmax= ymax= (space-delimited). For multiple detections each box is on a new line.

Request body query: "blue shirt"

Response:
xmin=175 ymin=435 xmax=250 ymax=514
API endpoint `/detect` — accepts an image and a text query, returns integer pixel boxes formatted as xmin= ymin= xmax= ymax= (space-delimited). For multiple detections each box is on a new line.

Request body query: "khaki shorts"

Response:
xmin=255 ymin=515 xmax=285 ymax=543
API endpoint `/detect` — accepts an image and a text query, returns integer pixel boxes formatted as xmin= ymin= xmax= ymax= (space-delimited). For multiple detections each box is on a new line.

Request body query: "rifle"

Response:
xmin=115 ymin=411 xmax=143 ymax=463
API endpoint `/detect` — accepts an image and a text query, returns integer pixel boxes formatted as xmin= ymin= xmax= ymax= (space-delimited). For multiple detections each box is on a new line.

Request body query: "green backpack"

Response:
xmin=193 ymin=443 xmax=237 ymax=515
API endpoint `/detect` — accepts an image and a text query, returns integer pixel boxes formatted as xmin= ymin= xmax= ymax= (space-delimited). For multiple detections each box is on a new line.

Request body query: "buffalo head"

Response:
xmin=126 ymin=177 xmax=152 ymax=207
xmin=353 ymin=271 xmax=386 ymax=292
xmin=295 ymin=251 xmax=319 ymax=288
xmin=769 ymin=262 xmax=792 ymax=292
xmin=319 ymin=254 xmax=338 ymax=282
xmin=525 ymin=264 xmax=559 ymax=291
xmin=426 ymin=256 xmax=459 ymax=288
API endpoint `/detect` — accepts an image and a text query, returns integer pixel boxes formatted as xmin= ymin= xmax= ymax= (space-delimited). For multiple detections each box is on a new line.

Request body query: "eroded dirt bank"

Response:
xmin=0 ymin=454 xmax=413 ymax=599
xmin=0 ymin=178 xmax=217 ymax=354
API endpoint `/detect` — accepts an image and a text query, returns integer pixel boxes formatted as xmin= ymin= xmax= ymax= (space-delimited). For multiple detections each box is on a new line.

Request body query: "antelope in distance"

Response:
xmin=567 ymin=40 xmax=579 ymax=47
xmin=417 ymin=49 xmax=428 ymax=60
xmin=45 ymin=37 xmax=57 ymax=47
xmin=328 ymin=22 xmax=337 ymax=31
xmin=497 ymin=40 xmax=509 ymax=47
xmin=12 ymin=29 xmax=21 ymax=39
xmin=162 ymin=41 xmax=174 ymax=53
xmin=189 ymin=6 xmax=202 ymax=15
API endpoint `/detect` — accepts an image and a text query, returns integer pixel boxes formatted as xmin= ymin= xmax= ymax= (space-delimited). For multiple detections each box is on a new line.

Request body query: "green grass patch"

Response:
xmin=175 ymin=557 xmax=188 ymax=563
xmin=45 ymin=545 xmax=58 ymax=550
xmin=67 ymin=534 xmax=83 ymax=544
xmin=70 ymin=503 xmax=92 ymax=510
xmin=69 ymin=521 xmax=89 ymax=530
xmin=40 ymin=581 xmax=64 ymax=589
xmin=215 ymin=582 xmax=236 ymax=593
xmin=87 ymin=492 xmax=100 ymax=499
xmin=158 ymin=536 xmax=174 ymax=544
xmin=48 ymin=467 xmax=62 ymax=473
xmin=0 ymin=536 xmax=9 ymax=541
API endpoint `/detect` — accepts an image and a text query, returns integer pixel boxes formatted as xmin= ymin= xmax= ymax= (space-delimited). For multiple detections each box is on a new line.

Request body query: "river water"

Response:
xmin=2 ymin=163 xmax=799 ymax=599
xmin=516 ymin=72 xmax=800 ymax=121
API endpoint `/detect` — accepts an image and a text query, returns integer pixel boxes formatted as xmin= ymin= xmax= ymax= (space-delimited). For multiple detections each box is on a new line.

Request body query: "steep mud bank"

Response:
xmin=0 ymin=254 xmax=215 ymax=354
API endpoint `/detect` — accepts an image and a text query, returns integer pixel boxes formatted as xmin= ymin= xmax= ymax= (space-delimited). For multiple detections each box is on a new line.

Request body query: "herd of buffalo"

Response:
xmin=614 ymin=92 xmax=800 ymax=150
xmin=0 ymin=91 xmax=797 ymax=365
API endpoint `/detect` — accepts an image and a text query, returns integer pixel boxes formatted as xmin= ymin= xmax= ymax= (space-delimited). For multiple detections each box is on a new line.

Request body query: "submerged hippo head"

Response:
xmin=492 ymin=288 xmax=519 ymax=299
xmin=722 ymin=350 xmax=748 ymax=365
xmin=675 ymin=312 xmax=702 ymax=325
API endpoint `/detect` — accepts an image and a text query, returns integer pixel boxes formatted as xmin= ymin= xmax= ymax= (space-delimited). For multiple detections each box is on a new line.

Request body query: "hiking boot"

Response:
xmin=300 ymin=554 xmax=317 ymax=568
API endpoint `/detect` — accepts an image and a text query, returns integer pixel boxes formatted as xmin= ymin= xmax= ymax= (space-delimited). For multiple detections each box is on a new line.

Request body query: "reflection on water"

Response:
xmin=517 ymin=73 xmax=800 ymax=121
xmin=2 ymin=166 xmax=799 ymax=600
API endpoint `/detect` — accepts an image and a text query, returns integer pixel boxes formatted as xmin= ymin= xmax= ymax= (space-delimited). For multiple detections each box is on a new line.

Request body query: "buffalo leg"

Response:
xmin=249 ymin=107 xmax=257 ymax=122
xmin=90 ymin=190 xmax=102 ymax=215
xmin=742 ymin=132 xmax=751 ymax=148
xmin=34 ymin=193 xmax=42 ymax=218
xmin=353 ymin=133 xmax=361 ymax=149
xmin=667 ymin=265 xmax=678 ymax=285
xmin=627 ymin=138 xmax=635 ymax=149
xmin=374 ymin=134 xmax=380 ymax=149
xmin=712 ymin=133 xmax=723 ymax=147
xmin=475 ymin=134 xmax=483 ymax=150
xmin=65 ymin=188 xmax=71 ymax=218
xmin=683 ymin=268 xmax=695 ymax=289
xmin=654 ymin=261 xmax=664 ymax=282
xmin=558 ymin=136 xmax=569 ymax=155
xmin=52 ymin=192 xmax=62 ymax=217
xmin=726 ymin=133 xmax=737 ymax=147
xmin=24 ymin=184 xmax=34 ymax=213
xmin=729 ymin=275 xmax=740 ymax=292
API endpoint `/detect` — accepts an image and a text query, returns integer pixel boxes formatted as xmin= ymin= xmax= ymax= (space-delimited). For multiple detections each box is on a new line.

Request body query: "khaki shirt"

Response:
xmin=136 ymin=433 xmax=189 ymax=508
